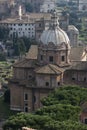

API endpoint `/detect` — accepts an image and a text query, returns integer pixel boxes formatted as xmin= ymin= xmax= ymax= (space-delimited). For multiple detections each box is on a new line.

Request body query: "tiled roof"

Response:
xmin=0 ymin=17 xmax=35 ymax=24
xmin=13 ymin=58 xmax=36 ymax=68
xmin=0 ymin=13 xmax=51 ymax=24
xmin=26 ymin=13 xmax=51 ymax=20
xmin=26 ymin=45 xmax=38 ymax=60
xmin=68 ymin=61 xmax=87 ymax=71
xmin=35 ymin=64 xmax=64 ymax=74
xmin=13 ymin=45 xmax=38 ymax=68
xmin=70 ymin=46 xmax=86 ymax=61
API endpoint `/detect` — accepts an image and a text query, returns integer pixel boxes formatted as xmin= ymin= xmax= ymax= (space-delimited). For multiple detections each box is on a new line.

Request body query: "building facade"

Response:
xmin=9 ymin=13 xmax=71 ymax=112
xmin=0 ymin=18 xmax=35 ymax=39
xmin=79 ymin=0 xmax=87 ymax=11
xmin=9 ymin=12 xmax=87 ymax=113
xmin=68 ymin=25 xmax=79 ymax=47
xmin=0 ymin=13 xmax=52 ymax=39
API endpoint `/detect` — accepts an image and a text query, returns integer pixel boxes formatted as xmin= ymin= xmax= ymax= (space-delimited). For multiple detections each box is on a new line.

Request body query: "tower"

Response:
xmin=38 ymin=13 xmax=71 ymax=66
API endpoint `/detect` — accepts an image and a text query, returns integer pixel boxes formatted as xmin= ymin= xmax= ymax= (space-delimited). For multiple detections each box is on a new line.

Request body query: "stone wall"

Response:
xmin=64 ymin=70 xmax=87 ymax=87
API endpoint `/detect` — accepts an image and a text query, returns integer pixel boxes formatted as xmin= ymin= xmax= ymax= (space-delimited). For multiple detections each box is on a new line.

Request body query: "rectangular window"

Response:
xmin=58 ymin=82 xmax=60 ymax=85
xmin=24 ymin=93 xmax=28 ymax=101
xmin=49 ymin=56 xmax=53 ymax=62
xmin=24 ymin=107 xmax=28 ymax=112
xmin=61 ymin=56 xmax=65 ymax=62
xmin=46 ymin=82 xmax=49 ymax=86
xmin=29 ymin=75 xmax=32 ymax=79
xmin=41 ymin=55 xmax=43 ymax=61
xmin=84 ymin=77 xmax=86 ymax=81
xmin=72 ymin=77 xmax=75 ymax=81
xmin=85 ymin=119 xmax=87 ymax=124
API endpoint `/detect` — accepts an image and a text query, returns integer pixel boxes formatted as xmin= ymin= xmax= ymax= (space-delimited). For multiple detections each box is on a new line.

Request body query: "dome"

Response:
xmin=40 ymin=13 xmax=70 ymax=47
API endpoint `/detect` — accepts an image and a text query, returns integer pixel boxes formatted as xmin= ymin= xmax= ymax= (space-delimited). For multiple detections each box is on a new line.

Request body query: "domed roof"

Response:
xmin=40 ymin=13 xmax=70 ymax=47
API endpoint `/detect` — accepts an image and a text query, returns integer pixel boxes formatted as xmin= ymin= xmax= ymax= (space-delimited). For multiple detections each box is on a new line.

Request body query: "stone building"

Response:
xmin=0 ymin=13 xmax=51 ymax=39
xmin=78 ymin=0 xmax=87 ymax=11
xmin=9 ymin=13 xmax=71 ymax=112
xmin=64 ymin=61 xmax=87 ymax=87
xmin=9 ymin=13 xmax=87 ymax=113
xmin=0 ymin=0 xmax=11 ymax=15
xmin=68 ymin=25 xmax=79 ymax=47
xmin=0 ymin=17 xmax=35 ymax=39
xmin=0 ymin=9 xmax=78 ymax=45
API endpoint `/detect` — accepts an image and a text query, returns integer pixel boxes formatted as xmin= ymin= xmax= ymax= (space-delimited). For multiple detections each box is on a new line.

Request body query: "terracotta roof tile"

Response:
xmin=13 ymin=59 xmax=36 ymax=68
xmin=26 ymin=45 xmax=38 ymax=60
xmin=70 ymin=46 xmax=86 ymax=61
xmin=69 ymin=61 xmax=87 ymax=70
xmin=35 ymin=64 xmax=64 ymax=74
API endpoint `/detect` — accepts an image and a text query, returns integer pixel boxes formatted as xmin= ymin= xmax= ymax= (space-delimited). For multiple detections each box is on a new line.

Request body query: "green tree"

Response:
xmin=13 ymin=39 xmax=26 ymax=56
xmin=41 ymin=85 xmax=87 ymax=106
xmin=24 ymin=3 xmax=33 ymax=12
xmin=18 ymin=39 xmax=26 ymax=56
xmin=3 ymin=85 xmax=87 ymax=130
xmin=21 ymin=37 xmax=38 ymax=51
xmin=36 ymin=104 xmax=81 ymax=121
xmin=13 ymin=42 xmax=20 ymax=56
xmin=0 ymin=53 xmax=6 ymax=61
xmin=0 ymin=26 xmax=9 ymax=40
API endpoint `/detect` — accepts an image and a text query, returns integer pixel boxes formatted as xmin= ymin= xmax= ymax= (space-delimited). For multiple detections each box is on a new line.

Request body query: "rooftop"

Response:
xmin=69 ymin=61 xmax=87 ymax=71
xmin=0 ymin=13 xmax=51 ymax=24
xmin=69 ymin=46 xmax=86 ymax=62
xmin=35 ymin=64 xmax=64 ymax=75
xmin=26 ymin=45 xmax=38 ymax=60
xmin=13 ymin=58 xmax=36 ymax=68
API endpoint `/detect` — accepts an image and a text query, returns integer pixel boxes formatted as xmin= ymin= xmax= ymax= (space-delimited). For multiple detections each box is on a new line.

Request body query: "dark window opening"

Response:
xmin=49 ymin=56 xmax=53 ymax=62
xmin=46 ymin=82 xmax=49 ymax=86
xmin=61 ymin=56 xmax=65 ymax=61
xmin=84 ymin=77 xmax=86 ymax=81
xmin=25 ymin=107 xmax=28 ymax=112
xmin=41 ymin=55 xmax=43 ymax=61
xmin=58 ymin=82 xmax=60 ymax=85
xmin=85 ymin=119 xmax=87 ymax=124
xmin=72 ymin=77 xmax=75 ymax=80
xmin=34 ymin=96 xmax=36 ymax=103
xmin=29 ymin=75 xmax=32 ymax=78
xmin=24 ymin=93 xmax=28 ymax=101
xmin=25 ymin=103 xmax=28 ymax=106
xmin=39 ymin=23 xmax=42 ymax=27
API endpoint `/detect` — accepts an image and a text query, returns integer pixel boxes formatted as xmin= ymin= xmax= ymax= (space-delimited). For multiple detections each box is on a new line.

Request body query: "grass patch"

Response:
xmin=0 ymin=96 xmax=17 ymax=120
